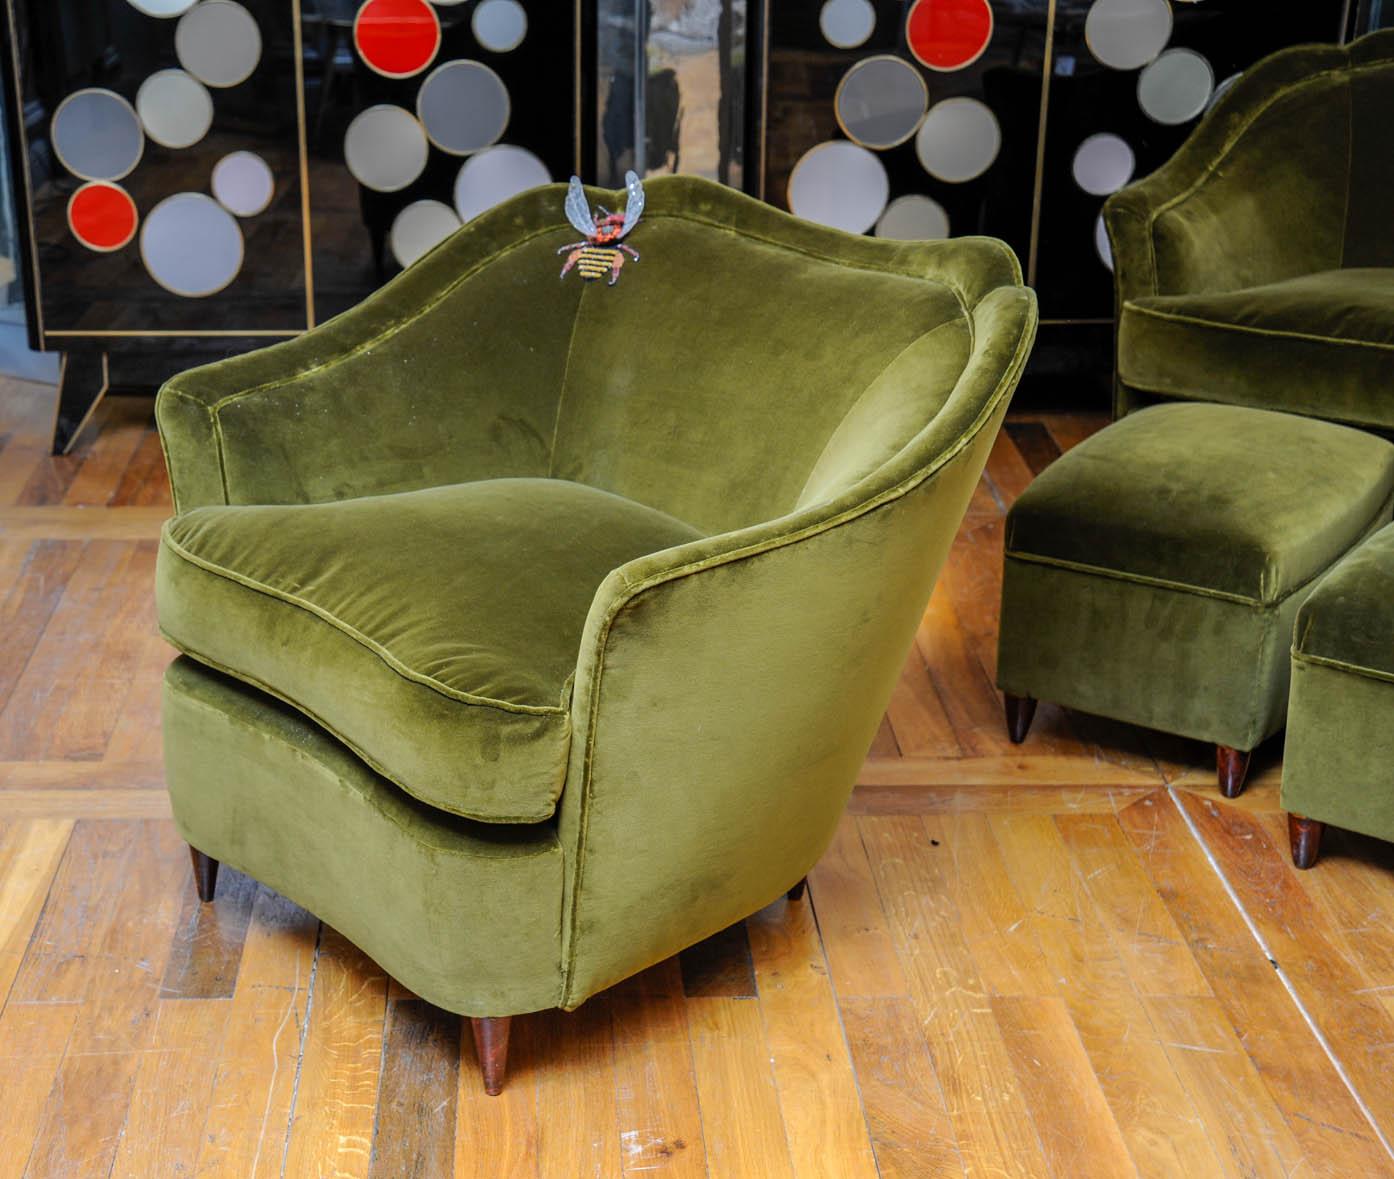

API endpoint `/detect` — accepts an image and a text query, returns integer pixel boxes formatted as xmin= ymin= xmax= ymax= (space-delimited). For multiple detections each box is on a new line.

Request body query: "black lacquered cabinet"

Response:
xmin=2 ymin=0 xmax=583 ymax=448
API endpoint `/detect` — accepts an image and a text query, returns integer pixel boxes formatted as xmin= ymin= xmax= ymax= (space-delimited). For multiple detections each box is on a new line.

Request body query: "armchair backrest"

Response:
xmin=1104 ymin=29 xmax=1394 ymax=304
xmin=550 ymin=177 xmax=1019 ymax=533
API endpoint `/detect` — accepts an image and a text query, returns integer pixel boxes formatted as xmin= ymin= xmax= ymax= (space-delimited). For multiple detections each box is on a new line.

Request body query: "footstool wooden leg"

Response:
xmin=1288 ymin=814 xmax=1325 ymax=870
xmin=1004 ymin=694 xmax=1037 ymax=744
xmin=189 ymin=846 xmax=219 ymax=903
xmin=1216 ymin=746 xmax=1251 ymax=798
xmin=471 ymin=1016 xmax=512 ymax=1096
xmin=786 ymin=877 xmax=807 ymax=902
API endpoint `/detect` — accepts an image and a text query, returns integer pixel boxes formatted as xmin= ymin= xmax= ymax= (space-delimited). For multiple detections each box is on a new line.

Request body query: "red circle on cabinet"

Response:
xmin=906 ymin=0 xmax=994 ymax=71
xmin=67 ymin=181 xmax=138 ymax=251
xmin=353 ymin=0 xmax=441 ymax=79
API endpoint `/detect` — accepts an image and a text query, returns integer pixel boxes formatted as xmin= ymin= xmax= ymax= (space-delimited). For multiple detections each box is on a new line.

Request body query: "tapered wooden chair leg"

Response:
xmin=787 ymin=877 xmax=807 ymax=902
xmin=1288 ymin=814 xmax=1325 ymax=870
xmin=1216 ymin=746 xmax=1252 ymax=798
xmin=189 ymin=846 xmax=219 ymax=903
xmin=471 ymin=1016 xmax=512 ymax=1096
xmin=1004 ymin=693 xmax=1037 ymax=744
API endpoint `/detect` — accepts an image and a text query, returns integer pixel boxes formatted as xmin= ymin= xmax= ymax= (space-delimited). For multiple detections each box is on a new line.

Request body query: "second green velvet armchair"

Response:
xmin=1105 ymin=29 xmax=1394 ymax=430
xmin=154 ymin=175 xmax=1036 ymax=1092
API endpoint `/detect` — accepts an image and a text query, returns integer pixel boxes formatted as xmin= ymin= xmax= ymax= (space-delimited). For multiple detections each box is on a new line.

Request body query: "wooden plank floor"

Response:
xmin=3 ymin=377 xmax=1394 ymax=1177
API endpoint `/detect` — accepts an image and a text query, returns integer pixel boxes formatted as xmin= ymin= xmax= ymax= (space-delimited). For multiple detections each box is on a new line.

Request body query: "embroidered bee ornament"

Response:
xmin=557 ymin=170 xmax=644 ymax=286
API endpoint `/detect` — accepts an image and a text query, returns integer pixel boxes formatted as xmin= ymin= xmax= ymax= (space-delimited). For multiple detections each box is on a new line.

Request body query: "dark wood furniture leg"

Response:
xmin=786 ymin=877 xmax=807 ymax=902
xmin=1216 ymin=746 xmax=1252 ymax=798
xmin=1004 ymin=693 xmax=1037 ymax=744
xmin=471 ymin=1016 xmax=512 ymax=1096
xmin=1288 ymin=814 xmax=1325 ymax=870
xmin=189 ymin=846 xmax=219 ymax=903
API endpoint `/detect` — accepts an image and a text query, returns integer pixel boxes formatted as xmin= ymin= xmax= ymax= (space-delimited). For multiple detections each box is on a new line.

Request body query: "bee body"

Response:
xmin=557 ymin=171 xmax=646 ymax=287
xmin=577 ymin=246 xmax=619 ymax=281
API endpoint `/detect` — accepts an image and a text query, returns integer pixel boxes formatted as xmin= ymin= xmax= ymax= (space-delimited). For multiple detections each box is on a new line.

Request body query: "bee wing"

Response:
xmin=564 ymin=176 xmax=595 ymax=238
xmin=619 ymin=170 xmax=645 ymax=237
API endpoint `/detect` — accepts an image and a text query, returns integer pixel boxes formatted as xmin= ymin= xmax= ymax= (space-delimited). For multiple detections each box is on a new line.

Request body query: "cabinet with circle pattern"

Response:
xmin=1 ymin=0 xmax=583 ymax=448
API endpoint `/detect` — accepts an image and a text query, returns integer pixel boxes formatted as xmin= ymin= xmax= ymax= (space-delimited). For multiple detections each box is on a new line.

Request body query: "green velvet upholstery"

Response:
xmin=1284 ymin=524 xmax=1394 ymax=843
xmin=162 ymin=658 xmax=564 ymax=1017
xmin=155 ymin=174 xmax=1037 ymax=1017
xmin=158 ymin=478 xmax=702 ymax=822
xmin=997 ymin=404 xmax=1394 ymax=752
xmin=1105 ymin=30 xmax=1394 ymax=428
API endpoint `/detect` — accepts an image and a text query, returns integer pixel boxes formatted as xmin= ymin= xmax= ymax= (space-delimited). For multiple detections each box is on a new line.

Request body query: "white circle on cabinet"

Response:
xmin=453 ymin=144 xmax=551 ymax=221
xmin=390 ymin=199 xmax=462 ymax=267
xmin=126 ymin=0 xmax=198 ymax=15
xmin=1084 ymin=0 xmax=1173 ymax=71
xmin=141 ymin=192 xmax=244 ymax=296
xmin=1138 ymin=48 xmax=1215 ymax=124
xmin=875 ymin=194 xmax=950 ymax=240
xmin=472 ymin=0 xmax=528 ymax=52
xmin=787 ymin=140 xmax=889 ymax=235
xmin=136 ymin=69 xmax=214 ymax=149
xmin=343 ymin=104 xmax=429 ymax=192
xmin=1072 ymin=133 xmax=1135 ymax=195
xmin=819 ymin=0 xmax=876 ymax=49
xmin=211 ymin=151 xmax=275 ymax=216
xmin=915 ymin=97 xmax=1001 ymax=183
xmin=1096 ymin=212 xmax=1114 ymax=270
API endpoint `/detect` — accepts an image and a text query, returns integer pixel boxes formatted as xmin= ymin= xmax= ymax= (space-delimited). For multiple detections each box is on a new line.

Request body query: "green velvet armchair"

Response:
xmin=155 ymin=175 xmax=1036 ymax=1093
xmin=1106 ymin=29 xmax=1394 ymax=430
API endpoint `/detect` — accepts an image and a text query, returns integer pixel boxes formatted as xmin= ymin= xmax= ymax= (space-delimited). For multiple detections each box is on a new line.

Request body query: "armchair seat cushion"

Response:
xmin=157 ymin=477 xmax=703 ymax=823
xmin=1118 ymin=269 xmax=1394 ymax=429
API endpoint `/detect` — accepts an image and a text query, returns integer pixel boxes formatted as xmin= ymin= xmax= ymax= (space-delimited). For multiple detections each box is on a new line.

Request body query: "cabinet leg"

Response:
xmin=786 ymin=877 xmax=806 ymax=902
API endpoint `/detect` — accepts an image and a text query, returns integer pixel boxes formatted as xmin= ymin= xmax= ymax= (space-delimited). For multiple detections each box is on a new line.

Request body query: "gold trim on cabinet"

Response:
xmin=44 ymin=329 xmax=301 ymax=338
xmin=292 ymin=0 xmax=315 ymax=328
xmin=1026 ymin=0 xmax=1056 ymax=288
xmin=5 ymin=0 xmax=45 ymax=340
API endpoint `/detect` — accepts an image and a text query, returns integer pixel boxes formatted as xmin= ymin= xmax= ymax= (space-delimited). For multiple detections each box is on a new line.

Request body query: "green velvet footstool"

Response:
xmin=997 ymin=402 xmax=1394 ymax=795
xmin=1283 ymin=523 xmax=1394 ymax=867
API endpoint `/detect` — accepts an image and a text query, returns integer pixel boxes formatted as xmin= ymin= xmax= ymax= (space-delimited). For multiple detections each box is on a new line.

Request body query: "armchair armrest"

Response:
xmin=554 ymin=284 xmax=1036 ymax=1008
xmin=156 ymin=185 xmax=583 ymax=512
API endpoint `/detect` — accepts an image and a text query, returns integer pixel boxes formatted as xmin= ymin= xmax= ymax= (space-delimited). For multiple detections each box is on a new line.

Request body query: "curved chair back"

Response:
xmin=1106 ymin=29 xmax=1394 ymax=306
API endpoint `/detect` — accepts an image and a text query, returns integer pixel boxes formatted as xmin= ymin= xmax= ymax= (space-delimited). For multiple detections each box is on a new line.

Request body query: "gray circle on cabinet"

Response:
xmin=51 ymin=89 xmax=145 ymax=181
xmin=416 ymin=60 xmax=510 ymax=155
xmin=835 ymin=55 xmax=929 ymax=150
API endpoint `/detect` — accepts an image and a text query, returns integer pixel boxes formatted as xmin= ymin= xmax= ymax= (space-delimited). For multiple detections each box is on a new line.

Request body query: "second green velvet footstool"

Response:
xmin=996 ymin=402 xmax=1394 ymax=795
xmin=1282 ymin=523 xmax=1394 ymax=868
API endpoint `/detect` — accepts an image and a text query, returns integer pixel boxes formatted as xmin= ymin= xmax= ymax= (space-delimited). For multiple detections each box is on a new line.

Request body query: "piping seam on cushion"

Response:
xmin=1110 ymin=383 xmax=1383 ymax=433
xmin=1004 ymin=550 xmax=1272 ymax=607
xmin=162 ymin=642 xmax=565 ymax=824
xmin=169 ymin=683 xmax=564 ymax=853
xmin=1124 ymin=302 xmax=1394 ymax=353
xmin=161 ymin=529 xmax=568 ymax=715
xmin=1290 ymin=648 xmax=1394 ymax=689
xmin=1005 ymin=492 xmax=1394 ymax=612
